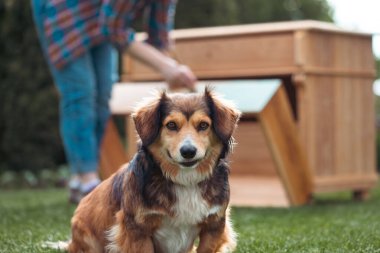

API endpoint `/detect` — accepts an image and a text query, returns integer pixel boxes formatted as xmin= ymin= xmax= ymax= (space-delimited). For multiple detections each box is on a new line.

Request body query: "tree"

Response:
xmin=175 ymin=0 xmax=333 ymax=29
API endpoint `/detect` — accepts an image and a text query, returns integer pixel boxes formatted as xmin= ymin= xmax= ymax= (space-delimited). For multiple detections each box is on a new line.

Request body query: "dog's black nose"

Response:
xmin=180 ymin=145 xmax=197 ymax=159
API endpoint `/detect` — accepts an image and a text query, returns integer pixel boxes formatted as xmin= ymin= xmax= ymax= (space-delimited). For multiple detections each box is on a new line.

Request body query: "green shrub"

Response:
xmin=0 ymin=1 xmax=64 ymax=173
xmin=175 ymin=0 xmax=333 ymax=29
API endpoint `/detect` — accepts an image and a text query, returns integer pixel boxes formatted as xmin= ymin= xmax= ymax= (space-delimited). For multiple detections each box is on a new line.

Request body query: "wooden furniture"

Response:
xmin=102 ymin=80 xmax=312 ymax=206
xmin=119 ymin=20 xmax=378 ymax=200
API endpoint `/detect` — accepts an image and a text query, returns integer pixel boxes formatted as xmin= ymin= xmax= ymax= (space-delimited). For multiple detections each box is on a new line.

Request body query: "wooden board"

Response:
xmin=230 ymin=176 xmax=289 ymax=207
xmin=298 ymin=75 xmax=377 ymax=185
xmin=122 ymin=21 xmax=375 ymax=81
xmin=99 ymin=120 xmax=128 ymax=179
xmin=231 ymin=122 xmax=277 ymax=176
xmin=259 ymin=86 xmax=313 ymax=205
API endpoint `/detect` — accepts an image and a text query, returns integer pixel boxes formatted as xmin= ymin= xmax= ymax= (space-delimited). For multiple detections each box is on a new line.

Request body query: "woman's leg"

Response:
xmin=90 ymin=43 xmax=118 ymax=153
xmin=54 ymin=57 xmax=99 ymax=176
xmin=31 ymin=0 xmax=99 ymax=182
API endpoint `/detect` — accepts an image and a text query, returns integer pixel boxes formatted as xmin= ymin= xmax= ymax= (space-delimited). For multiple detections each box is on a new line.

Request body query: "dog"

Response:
xmin=68 ymin=88 xmax=241 ymax=253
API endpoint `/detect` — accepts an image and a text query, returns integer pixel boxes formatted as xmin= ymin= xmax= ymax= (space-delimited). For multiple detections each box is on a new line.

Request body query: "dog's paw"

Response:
xmin=41 ymin=240 xmax=70 ymax=251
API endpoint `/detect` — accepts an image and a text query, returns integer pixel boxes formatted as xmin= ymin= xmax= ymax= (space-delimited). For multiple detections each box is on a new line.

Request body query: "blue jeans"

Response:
xmin=31 ymin=0 xmax=118 ymax=174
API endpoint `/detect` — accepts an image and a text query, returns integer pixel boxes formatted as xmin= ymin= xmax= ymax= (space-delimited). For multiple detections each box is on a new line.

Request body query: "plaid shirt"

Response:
xmin=43 ymin=0 xmax=176 ymax=69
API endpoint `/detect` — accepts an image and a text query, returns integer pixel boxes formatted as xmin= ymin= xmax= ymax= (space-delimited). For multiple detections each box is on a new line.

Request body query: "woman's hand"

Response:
xmin=127 ymin=41 xmax=197 ymax=91
xmin=161 ymin=63 xmax=197 ymax=91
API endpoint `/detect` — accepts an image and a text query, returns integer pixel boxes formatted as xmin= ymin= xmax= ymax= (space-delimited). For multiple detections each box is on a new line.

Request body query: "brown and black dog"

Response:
xmin=68 ymin=88 xmax=241 ymax=253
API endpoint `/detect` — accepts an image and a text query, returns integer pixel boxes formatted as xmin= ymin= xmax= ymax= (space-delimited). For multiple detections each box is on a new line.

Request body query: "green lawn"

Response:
xmin=1 ymin=185 xmax=380 ymax=253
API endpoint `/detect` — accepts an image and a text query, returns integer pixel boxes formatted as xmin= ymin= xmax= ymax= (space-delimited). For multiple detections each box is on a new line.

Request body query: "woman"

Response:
xmin=31 ymin=0 xmax=196 ymax=203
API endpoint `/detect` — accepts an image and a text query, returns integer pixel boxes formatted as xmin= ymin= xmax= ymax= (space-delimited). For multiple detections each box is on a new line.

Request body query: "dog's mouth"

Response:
xmin=166 ymin=150 xmax=201 ymax=168
xmin=179 ymin=160 xmax=199 ymax=167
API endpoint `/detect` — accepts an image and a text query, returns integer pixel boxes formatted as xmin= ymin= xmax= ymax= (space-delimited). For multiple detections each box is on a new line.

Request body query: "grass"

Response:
xmin=1 ymin=185 xmax=380 ymax=253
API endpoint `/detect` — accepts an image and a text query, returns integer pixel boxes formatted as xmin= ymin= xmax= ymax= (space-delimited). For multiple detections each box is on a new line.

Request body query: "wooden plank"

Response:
xmin=335 ymin=76 xmax=357 ymax=175
xmin=126 ymin=116 xmax=138 ymax=160
xmin=99 ymin=120 xmax=128 ymax=179
xmin=306 ymin=76 xmax=336 ymax=177
xmin=230 ymin=176 xmax=289 ymax=207
xmin=302 ymin=75 xmax=377 ymax=188
xmin=230 ymin=122 xmax=277 ymax=176
xmin=314 ymin=174 xmax=378 ymax=193
xmin=122 ymin=22 xmax=374 ymax=82
xmin=121 ymin=67 xmax=300 ymax=82
xmin=303 ymin=31 xmax=374 ymax=73
xmin=134 ymin=20 xmax=372 ymax=41
xmin=123 ymin=33 xmax=296 ymax=81
xmin=259 ymin=86 xmax=313 ymax=205
xmin=110 ymin=80 xmax=282 ymax=115
xmin=359 ymin=78 xmax=376 ymax=175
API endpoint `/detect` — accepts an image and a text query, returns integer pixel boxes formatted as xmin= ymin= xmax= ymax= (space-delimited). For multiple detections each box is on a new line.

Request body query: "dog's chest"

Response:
xmin=153 ymin=185 xmax=220 ymax=253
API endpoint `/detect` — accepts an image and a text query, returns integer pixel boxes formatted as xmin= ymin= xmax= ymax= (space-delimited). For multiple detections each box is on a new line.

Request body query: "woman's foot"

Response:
xmin=68 ymin=173 xmax=100 ymax=204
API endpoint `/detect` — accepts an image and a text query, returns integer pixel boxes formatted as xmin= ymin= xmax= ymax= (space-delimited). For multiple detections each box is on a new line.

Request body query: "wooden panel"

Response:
xmin=126 ymin=116 xmax=138 ymax=160
xmin=299 ymin=75 xmax=376 ymax=185
xmin=122 ymin=22 xmax=374 ymax=81
xmin=259 ymin=86 xmax=313 ymax=205
xmin=301 ymin=76 xmax=336 ymax=177
xmin=230 ymin=176 xmax=289 ymax=207
xmin=156 ymin=20 xmax=371 ymax=40
xmin=99 ymin=120 xmax=128 ymax=179
xmin=314 ymin=174 xmax=378 ymax=193
xmin=303 ymin=31 xmax=374 ymax=73
xmin=123 ymin=32 xmax=296 ymax=81
xmin=230 ymin=122 xmax=277 ymax=176
xmin=335 ymin=76 xmax=358 ymax=175
xmin=359 ymin=78 xmax=377 ymax=175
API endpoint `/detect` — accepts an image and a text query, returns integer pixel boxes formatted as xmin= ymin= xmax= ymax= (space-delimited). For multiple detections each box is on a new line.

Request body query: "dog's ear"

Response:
xmin=132 ymin=92 xmax=168 ymax=146
xmin=204 ymin=87 xmax=241 ymax=143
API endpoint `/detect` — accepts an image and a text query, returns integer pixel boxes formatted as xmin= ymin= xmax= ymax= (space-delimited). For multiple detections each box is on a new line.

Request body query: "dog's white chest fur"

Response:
xmin=153 ymin=184 xmax=220 ymax=253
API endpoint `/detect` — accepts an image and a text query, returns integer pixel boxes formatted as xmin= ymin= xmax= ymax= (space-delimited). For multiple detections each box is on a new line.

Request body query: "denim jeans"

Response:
xmin=31 ymin=0 xmax=118 ymax=174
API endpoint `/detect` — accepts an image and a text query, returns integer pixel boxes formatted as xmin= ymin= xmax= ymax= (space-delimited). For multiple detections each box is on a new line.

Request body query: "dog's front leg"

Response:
xmin=109 ymin=211 xmax=156 ymax=253
xmin=118 ymin=234 xmax=154 ymax=253
xmin=197 ymin=214 xmax=236 ymax=253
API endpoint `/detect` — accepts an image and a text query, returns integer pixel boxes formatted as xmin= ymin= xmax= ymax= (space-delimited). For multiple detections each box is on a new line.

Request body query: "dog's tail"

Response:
xmin=41 ymin=240 xmax=70 ymax=252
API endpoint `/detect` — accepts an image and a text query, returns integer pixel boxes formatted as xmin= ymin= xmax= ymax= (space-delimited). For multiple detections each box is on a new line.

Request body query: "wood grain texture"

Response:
xmin=259 ymin=86 xmax=313 ymax=205
xmin=122 ymin=21 xmax=375 ymax=81
xmin=299 ymin=76 xmax=376 ymax=182
xmin=123 ymin=33 xmax=296 ymax=81
xmin=126 ymin=116 xmax=138 ymax=160
xmin=230 ymin=122 xmax=277 ymax=176
xmin=230 ymin=176 xmax=289 ymax=207
xmin=99 ymin=120 xmax=128 ymax=179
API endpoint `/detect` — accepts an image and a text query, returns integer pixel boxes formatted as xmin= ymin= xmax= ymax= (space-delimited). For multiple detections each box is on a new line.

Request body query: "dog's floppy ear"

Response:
xmin=204 ymin=87 xmax=241 ymax=144
xmin=132 ymin=91 xmax=168 ymax=146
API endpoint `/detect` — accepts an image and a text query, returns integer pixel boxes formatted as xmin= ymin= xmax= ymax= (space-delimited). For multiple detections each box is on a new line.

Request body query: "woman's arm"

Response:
xmin=127 ymin=41 xmax=196 ymax=91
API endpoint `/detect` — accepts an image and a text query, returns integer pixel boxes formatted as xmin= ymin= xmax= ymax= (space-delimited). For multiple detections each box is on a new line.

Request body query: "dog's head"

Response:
xmin=132 ymin=88 xmax=241 ymax=185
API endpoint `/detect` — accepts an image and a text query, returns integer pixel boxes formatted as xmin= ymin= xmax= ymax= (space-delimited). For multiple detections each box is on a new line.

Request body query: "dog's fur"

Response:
xmin=68 ymin=88 xmax=241 ymax=253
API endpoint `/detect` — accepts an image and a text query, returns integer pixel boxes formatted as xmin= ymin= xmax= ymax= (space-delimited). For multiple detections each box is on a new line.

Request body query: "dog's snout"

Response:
xmin=180 ymin=145 xmax=197 ymax=159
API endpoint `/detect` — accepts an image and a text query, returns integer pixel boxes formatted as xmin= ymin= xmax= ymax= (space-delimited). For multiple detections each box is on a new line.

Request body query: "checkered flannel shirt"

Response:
xmin=43 ymin=0 xmax=176 ymax=69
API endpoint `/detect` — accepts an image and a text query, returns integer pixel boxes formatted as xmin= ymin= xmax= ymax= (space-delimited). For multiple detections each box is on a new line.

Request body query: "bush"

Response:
xmin=0 ymin=1 xmax=64 ymax=173
xmin=175 ymin=0 xmax=333 ymax=29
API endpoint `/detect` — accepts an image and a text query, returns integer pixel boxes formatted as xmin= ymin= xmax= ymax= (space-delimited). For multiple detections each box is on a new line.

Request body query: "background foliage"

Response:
xmin=6 ymin=0 xmax=377 ymax=175
xmin=0 ymin=1 xmax=63 ymax=174
xmin=175 ymin=0 xmax=333 ymax=28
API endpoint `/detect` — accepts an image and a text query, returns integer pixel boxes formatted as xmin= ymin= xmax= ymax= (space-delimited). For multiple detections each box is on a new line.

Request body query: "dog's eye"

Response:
xmin=198 ymin=121 xmax=209 ymax=131
xmin=166 ymin=121 xmax=178 ymax=131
